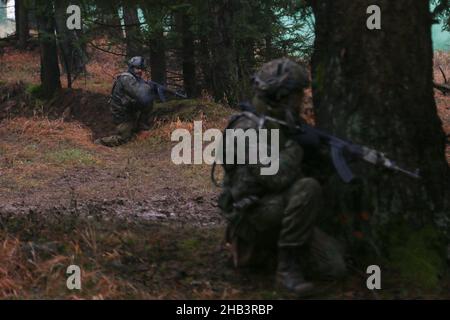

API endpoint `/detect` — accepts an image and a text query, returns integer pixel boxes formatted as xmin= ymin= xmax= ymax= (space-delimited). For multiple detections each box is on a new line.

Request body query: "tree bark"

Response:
xmin=209 ymin=0 xmax=238 ymax=104
xmin=14 ymin=0 xmax=21 ymax=40
xmin=15 ymin=0 xmax=29 ymax=49
xmin=198 ymin=20 xmax=213 ymax=94
xmin=149 ymin=27 xmax=167 ymax=85
xmin=310 ymin=0 xmax=449 ymax=249
xmin=175 ymin=10 xmax=197 ymax=97
xmin=123 ymin=5 xmax=143 ymax=59
xmin=143 ymin=8 xmax=167 ymax=84
xmin=36 ymin=0 xmax=61 ymax=98
xmin=54 ymin=0 xmax=87 ymax=88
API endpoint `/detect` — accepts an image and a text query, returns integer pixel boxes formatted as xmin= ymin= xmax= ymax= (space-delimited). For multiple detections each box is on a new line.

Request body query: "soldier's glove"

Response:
xmin=233 ymin=196 xmax=259 ymax=211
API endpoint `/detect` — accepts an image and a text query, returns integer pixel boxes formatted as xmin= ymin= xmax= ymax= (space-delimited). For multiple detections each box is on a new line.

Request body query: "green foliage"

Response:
xmin=384 ymin=224 xmax=446 ymax=290
xmin=179 ymin=238 xmax=201 ymax=255
xmin=73 ymin=0 xmax=316 ymax=103
xmin=432 ymin=0 xmax=450 ymax=31
xmin=26 ymin=84 xmax=44 ymax=98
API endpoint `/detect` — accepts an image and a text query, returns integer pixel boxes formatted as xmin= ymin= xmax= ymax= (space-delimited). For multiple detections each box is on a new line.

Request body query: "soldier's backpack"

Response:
xmin=212 ymin=107 xmax=277 ymax=270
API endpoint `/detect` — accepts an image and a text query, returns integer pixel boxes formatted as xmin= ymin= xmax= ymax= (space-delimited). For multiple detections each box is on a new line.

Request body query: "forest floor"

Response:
xmin=0 ymin=44 xmax=449 ymax=299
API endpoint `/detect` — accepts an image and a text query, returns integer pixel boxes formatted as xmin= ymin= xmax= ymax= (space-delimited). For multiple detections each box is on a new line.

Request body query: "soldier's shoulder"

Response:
xmin=117 ymin=72 xmax=137 ymax=84
xmin=227 ymin=112 xmax=259 ymax=130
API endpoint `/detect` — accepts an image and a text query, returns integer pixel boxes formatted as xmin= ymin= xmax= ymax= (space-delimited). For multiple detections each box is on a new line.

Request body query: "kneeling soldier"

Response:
xmin=96 ymin=56 xmax=153 ymax=147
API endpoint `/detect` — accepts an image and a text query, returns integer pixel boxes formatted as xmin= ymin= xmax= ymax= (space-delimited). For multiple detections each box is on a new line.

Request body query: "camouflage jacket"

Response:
xmin=110 ymin=72 xmax=154 ymax=124
xmin=218 ymin=111 xmax=305 ymax=220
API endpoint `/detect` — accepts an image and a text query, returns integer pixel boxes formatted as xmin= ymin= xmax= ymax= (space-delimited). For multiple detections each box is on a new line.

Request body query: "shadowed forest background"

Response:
xmin=0 ymin=0 xmax=449 ymax=299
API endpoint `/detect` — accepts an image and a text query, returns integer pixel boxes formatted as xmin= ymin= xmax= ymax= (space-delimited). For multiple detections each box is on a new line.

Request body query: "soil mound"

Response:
xmin=0 ymin=83 xmax=115 ymax=139
xmin=0 ymin=83 xmax=232 ymax=140
xmin=46 ymin=89 xmax=115 ymax=139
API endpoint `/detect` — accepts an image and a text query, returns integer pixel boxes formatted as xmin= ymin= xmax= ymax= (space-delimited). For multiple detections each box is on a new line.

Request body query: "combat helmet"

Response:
xmin=252 ymin=58 xmax=309 ymax=103
xmin=127 ymin=56 xmax=147 ymax=70
xmin=251 ymin=58 xmax=310 ymax=125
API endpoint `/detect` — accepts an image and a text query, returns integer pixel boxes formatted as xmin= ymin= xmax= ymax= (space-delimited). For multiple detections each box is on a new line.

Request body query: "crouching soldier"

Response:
xmin=218 ymin=58 xmax=347 ymax=297
xmin=95 ymin=56 xmax=154 ymax=147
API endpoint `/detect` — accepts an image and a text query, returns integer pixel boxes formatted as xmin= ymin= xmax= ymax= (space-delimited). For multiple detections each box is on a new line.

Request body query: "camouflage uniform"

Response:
xmin=97 ymin=58 xmax=154 ymax=147
xmin=218 ymin=58 xmax=346 ymax=295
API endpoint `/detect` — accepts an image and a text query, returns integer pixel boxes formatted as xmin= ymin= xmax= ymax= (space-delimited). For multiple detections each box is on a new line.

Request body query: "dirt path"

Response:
xmin=0 ymin=116 xmax=223 ymax=226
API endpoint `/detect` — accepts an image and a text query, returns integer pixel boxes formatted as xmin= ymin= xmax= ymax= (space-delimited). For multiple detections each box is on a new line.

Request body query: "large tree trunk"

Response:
xmin=209 ymin=0 xmax=239 ymax=104
xmin=143 ymin=8 xmax=167 ymax=85
xmin=175 ymin=10 xmax=197 ymax=97
xmin=123 ymin=5 xmax=142 ymax=59
xmin=54 ymin=0 xmax=87 ymax=88
xmin=149 ymin=28 xmax=167 ymax=85
xmin=310 ymin=0 xmax=449 ymax=256
xmin=235 ymin=1 xmax=257 ymax=99
xmin=15 ymin=0 xmax=29 ymax=49
xmin=235 ymin=38 xmax=255 ymax=100
xmin=198 ymin=22 xmax=213 ymax=94
xmin=36 ymin=0 xmax=61 ymax=98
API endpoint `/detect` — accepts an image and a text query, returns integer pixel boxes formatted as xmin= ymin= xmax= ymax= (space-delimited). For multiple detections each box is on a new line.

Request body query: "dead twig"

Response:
xmin=435 ymin=66 xmax=450 ymax=95
xmin=439 ymin=66 xmax=448 ymax=84
xmin=434 ymin=82 xmax=450 ymax=95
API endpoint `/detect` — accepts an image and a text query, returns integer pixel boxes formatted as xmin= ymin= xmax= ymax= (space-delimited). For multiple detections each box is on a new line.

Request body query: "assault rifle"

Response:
xmin=146 ymin=80 xmax=187 ymax=102
xmin=239 ymin=102 xmax=421 ymax=183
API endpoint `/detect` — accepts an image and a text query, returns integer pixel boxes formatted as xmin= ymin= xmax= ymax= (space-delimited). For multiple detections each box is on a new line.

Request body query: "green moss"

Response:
xmin=26 ymin=84 xmax=44 ymax=98
xmin=46 ymin=148 xmax=97 ymax=166
xmin=384 ymin=224 xmax=446 ymax=290
xmin=179 ymin=238 xmax=201 ymax=254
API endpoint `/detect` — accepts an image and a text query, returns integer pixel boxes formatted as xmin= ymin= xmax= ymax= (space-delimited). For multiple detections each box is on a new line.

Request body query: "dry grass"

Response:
xmin=0 ymin=47 xmax=40 ymax=85
xmin=0 ymin=41 xmax=123 ymax=95
xmin=0 ymin=208 xmax=249 ymax=299
xmin=434 ymin=50 xmax=450 ymax=82
xmin=0 ymin=201 xmax=446 ymax=299
xmin=0 ymin=118 xmax=104 ymax=194
xmin=2 ymin=117 xmax=96 ymax=149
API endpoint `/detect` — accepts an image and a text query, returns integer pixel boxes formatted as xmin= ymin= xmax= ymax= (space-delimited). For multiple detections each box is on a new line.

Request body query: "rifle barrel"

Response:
xmin=147 ymin=80 xmax=187 ymax=99
xmin=264 ymin=116 xmax=421 ymax=179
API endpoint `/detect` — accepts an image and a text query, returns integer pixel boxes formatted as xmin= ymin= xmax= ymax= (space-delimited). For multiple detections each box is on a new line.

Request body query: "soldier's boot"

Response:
xmin=276 ymin=247 xmax=315 ymax=297
xmin=94 ymin=122 xmax=135 ymax=147
xmin=94 ymin=135 xmax=127 ymax=147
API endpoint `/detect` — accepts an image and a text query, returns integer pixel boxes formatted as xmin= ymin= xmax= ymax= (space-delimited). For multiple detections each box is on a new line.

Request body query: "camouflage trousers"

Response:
xmin=98 ymin=121 xmax=137 ymax=147
xmin=98 ymin=107 xmax=152 ymax=147
xmin=226 ymin=178 xmax=346 ymax=279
